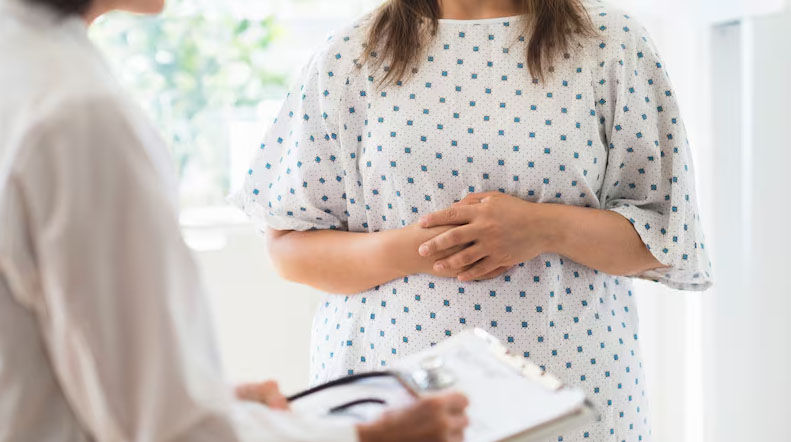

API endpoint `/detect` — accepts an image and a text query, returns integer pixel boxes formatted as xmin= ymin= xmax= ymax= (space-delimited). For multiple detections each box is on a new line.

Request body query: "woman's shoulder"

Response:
xmin=582 ymin=1 xmax=659 ymax=62
xmin=584 ymin=1 xmax=651 ymax=45
xmin=303 ymin=13 xmax=373 ymax=80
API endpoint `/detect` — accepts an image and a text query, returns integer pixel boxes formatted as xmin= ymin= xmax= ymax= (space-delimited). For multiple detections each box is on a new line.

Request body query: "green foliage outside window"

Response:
xmin=90 ymin=1 xmax=286 ymax=207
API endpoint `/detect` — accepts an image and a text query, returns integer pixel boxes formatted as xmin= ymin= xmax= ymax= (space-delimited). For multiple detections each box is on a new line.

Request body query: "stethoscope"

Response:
xmin=287 ymin=356 xmax=457 ymax=414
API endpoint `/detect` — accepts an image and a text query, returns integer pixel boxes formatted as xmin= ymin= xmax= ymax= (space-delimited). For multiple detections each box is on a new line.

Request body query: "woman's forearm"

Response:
xmin=266 ymin=224 xmax=463 ymax=294
xmin=540 ymin=204 xmax=665 ymax=276
xmin=266 ymin=228 xmax=405 ymax=295
xmin=266 ymin=201 xmax=662 ymax=293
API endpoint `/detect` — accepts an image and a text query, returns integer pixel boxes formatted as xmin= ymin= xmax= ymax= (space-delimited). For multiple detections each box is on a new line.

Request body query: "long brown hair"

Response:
xmin=362 ymin=0 xmax=596 ymax=85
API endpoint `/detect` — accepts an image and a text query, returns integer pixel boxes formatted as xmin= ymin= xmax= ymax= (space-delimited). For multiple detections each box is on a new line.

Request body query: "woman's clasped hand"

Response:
xmin=414 ymin=192 xmax=556 ymax=282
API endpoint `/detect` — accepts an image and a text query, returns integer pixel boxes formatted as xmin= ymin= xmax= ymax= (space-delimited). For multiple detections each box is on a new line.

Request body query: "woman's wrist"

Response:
xmin=377 ymin=226 xmax=416 ymax=278
xmin=531 ymin=203 xmax=570 ymax=256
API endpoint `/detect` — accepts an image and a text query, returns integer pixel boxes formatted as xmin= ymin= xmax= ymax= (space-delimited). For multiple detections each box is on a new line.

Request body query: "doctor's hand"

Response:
xmin=418 ymin=192 xmax=554 ymax=282
xmin=357 ymin=393 xmax=470 ymax=442
xmin=235 ymin=381 xmax=290 ymax=411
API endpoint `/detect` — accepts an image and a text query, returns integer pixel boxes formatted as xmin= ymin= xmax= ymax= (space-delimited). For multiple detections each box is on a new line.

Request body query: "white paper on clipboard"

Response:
xmin=392 ymin=329 xmax=597 ymax=442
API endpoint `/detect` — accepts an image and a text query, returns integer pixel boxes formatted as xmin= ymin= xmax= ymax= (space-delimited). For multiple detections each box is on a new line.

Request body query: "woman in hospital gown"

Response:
xmin=236 ymin=1 xmax=713 ymax=441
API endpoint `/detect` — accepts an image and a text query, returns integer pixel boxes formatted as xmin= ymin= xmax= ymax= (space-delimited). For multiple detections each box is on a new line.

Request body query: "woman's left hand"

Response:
xmin=417 ymin=192 xmax=556 ymax=282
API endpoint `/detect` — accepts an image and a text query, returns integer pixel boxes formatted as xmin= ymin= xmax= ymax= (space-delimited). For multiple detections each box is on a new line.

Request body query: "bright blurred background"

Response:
xmin=90 ymin=1 xmax=791 ymax=441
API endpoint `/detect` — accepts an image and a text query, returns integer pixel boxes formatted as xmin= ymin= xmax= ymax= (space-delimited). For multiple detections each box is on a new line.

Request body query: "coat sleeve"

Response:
xmin=233 ymin=47 xmax=352 ymax=232
xmin=594 ymin=16 xmax=713 ymax=291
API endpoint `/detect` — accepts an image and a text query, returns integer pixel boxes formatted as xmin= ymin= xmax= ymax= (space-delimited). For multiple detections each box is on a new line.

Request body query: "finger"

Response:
xmin=239 ymin=381 xmax=275 ymax=402
xmin=458 ymin=257 xmax=501 ymax=282
xmin=419 ymin=205 xmax=475 ymax=228
xmin=445 ymin=413 xmax=470 ymax=434
xmin=475 ymin=266 xmax=512 ymax=281
xmin=447 ymin=424 xmax=468 ymax=442
xmin=447 ymin=432 xmax=465 ymax=442
xmin=434 ymin=246 xmax=486 ymax=272
xmin=235 ymin=383 xmax=263 ymax=401
xmin=455 ymin=195 xmax=482 ymax=206
xmin=265 ymin=390 xmax=290 ymax=411
xmin=454 ymin=192 xmax=492 ymax=206
xmin=236 ymin=381 xmax=289 ymax=410
xmin=463 ymin=191 xmax=500 ymax=201
xmin=454 ymin=414 xmax=470 ymax=430
xmin=441 ymin=392 xmax=470 ymax=414
xmin=418 ymin=225 xmax=478 ymax=256
xmin=452 ymin=199 xmax=476 ymax=207
xmin=445 ymin=415 xmax=470 ymax=440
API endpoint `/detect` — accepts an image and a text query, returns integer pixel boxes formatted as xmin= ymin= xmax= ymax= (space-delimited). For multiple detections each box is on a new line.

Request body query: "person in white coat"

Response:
xmin=0 ymin=0 xmax=470 ymax=441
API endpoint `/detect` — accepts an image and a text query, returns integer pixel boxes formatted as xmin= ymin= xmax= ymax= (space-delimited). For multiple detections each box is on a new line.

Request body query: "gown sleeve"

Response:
xmin=233 ymin=48 xmax=351 ymax=232
xmin=594 ymin=18 xmax=713 ymax=291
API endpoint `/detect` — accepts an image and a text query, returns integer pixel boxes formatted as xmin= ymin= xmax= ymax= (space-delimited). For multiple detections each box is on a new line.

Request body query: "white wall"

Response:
xmin=705 ymin=6 xmax=791 ymax=442
xmin=188 ymin=223 xmax=322 ymax=394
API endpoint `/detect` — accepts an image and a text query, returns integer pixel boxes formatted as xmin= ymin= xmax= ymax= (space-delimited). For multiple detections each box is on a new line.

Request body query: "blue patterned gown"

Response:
xmin=235 ymin=2 xmax=713 ymax=440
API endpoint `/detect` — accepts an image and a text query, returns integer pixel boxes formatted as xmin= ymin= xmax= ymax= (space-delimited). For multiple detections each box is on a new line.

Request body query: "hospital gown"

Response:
xmin=236 ymin=2 xmax=713 ymax=441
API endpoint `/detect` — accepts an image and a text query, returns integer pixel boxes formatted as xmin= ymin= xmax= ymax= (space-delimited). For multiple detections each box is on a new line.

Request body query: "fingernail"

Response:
xmin=434 ymin=262 xmax=445 ymax=271
xmin=419 ymin=217 xmax=428 ymax=227
xmin=418 ymin=244 xmax=430 ymax=256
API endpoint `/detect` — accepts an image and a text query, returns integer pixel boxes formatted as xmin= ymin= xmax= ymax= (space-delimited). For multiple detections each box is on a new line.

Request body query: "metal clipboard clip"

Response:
xmin=470 ymin=328 xmax=565 ymax=391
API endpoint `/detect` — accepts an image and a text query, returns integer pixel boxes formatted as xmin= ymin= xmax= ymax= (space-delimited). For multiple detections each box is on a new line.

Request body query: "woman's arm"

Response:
xmin=266 ymin=224 xmax=485 ymax=294
xmin=540 ymin=203 xmax=665 ymax=275
xmin=417 ymin=192 xmax=664 ymax=281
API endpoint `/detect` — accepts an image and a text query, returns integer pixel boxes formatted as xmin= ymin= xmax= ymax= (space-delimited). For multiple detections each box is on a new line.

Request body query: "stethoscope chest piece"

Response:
xmin=410 ymin=356 xmax=456 ymax=391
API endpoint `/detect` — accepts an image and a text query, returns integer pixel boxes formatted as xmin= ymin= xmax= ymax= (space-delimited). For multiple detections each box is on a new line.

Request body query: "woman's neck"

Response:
xmin=438 ymin=0 xmax=521 ymax=20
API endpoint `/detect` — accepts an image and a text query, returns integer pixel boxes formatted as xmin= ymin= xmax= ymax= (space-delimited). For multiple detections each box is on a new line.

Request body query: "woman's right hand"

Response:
xmin=390 ymin=223 xmax=511 ymax=281
xmin=357 ymin=393 xmax=470 ymax=442
xmin=390 ymin=223 xmax=468 ymax=278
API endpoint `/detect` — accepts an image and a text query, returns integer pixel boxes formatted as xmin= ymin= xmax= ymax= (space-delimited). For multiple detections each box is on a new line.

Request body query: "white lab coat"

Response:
xmin=0 ymin=1 xmax=358 ymax=441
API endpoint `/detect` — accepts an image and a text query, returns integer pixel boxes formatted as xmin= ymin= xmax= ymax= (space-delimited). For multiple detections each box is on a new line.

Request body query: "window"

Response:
xmin=90 ymin=0 xmax=382 ymax=211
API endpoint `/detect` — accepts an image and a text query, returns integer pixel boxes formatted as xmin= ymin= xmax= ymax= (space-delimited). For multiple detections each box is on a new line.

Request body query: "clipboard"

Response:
xmin=289 ymin=329 xmax=598 ymax=442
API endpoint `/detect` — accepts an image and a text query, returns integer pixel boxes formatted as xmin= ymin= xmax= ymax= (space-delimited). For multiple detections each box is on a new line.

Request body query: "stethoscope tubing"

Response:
xmin=287 ymin=371 xmax=399 ymax=402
